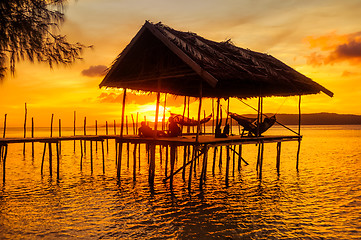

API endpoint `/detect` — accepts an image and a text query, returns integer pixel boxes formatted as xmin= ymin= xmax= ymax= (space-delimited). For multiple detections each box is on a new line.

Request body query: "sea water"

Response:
xmin=0 ymin=125 xmax=360 ymax=239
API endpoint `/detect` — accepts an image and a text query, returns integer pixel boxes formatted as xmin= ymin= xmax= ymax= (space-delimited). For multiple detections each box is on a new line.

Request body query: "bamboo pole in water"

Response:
xmin=56 ymin=141 xmax=60 ymax=179
xmin=73 ymin=111 xmax=76 ymax=152
xmin=48 ymin=142 xmax=52 ymax=177
xmin=95 ymin=120 xmax=98 ymax=151
xmin=102 ymin=141 xmax=105 ymax=174
xmin=83 ymin=117 xmax=86 ymax=155
xmin=23 ymin=103 xmax=27 ymax=155
xmin=162 ymin=93 xmax=167 ymax=131
xmin=2 ymin=144 xmax=7 ymax=182
xmin=225 ymin=146 xmax=230 ymax=186
xmin=276 ymin=142 xmax=281 ymax=175
xmin=126 ymin=115 xmax=129 ymax=168
xmin=31 ymin=117 xmax=34 ymax=158
xmin=296 ymin=95 xmax=302 ymax=170
xmin=106 ymin=121 xmax=109 ymax=153
xmin=3 ymin=114 xmax=7 ymax=138
xmin=133 ymin=143 xmax=137 ymax=181
xmin=58 ymin=119 xmax=62 ymax=153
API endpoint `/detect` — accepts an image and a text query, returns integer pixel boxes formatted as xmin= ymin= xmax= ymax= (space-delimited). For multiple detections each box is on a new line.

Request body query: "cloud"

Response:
xmin=305 ymin=31 xmax=361 ymax=66
xmin=81 ymin=65 xmax=107 ymax=77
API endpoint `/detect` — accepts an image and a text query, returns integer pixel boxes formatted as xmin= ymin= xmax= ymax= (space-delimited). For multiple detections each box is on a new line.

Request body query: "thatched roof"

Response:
xmin=100 ymin=21 xmax=333 ymax=98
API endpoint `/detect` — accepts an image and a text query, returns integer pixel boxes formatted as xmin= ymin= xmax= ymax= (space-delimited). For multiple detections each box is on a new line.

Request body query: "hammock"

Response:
xmin=170 ymin=113 xmax=212 ymax=126
xmin=229 ymin=112 xmax=276 ymax=136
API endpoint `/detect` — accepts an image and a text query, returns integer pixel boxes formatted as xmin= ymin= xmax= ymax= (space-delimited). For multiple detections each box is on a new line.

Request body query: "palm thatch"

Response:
xmin=100 ymin=21 xmax=333 ymax=98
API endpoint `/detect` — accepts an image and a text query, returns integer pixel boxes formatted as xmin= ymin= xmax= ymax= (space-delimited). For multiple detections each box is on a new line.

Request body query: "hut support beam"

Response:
xmin=276 ymin=142 xmax=281 ymax=174
xmin=117 ymin=88 xmax=127 ymax=179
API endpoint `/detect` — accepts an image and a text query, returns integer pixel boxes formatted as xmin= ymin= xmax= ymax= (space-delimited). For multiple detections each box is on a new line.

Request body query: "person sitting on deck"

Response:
xmin=138 ymin=121 xmax=154 ymax=137
xmin=138 ymin=121 xmax=167 ymax=137
xmin=167 ymin=116 xmax=181 ymax=137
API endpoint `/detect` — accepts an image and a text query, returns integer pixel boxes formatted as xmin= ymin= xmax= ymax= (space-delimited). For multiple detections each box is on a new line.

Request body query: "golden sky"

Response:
xmin=1 ymin=0 xmax=361 ymax=127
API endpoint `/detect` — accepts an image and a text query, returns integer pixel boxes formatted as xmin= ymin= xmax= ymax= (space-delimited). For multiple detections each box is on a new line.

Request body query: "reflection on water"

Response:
xmin=0 ymin=125 xmax=361 ymax=239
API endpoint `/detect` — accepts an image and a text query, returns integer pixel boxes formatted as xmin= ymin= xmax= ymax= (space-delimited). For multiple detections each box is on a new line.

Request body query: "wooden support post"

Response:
xmin=165 ymin=145 xmax=169 ymax=177
xmin=126 ymin=115 xmax=129 ymax=168
xmin=219 ymin=146 xmax=223 ymax=167
xmin=212 ymin=98 xmax=215 ymax=134
xmin=41 ymin=143 xmax=46 ymax=174
xmin=136 ymin=112 xmax=139 ymax=135
xmin=131 ymin=114 xmax=136 ymax=135
xmin=199 ymin=145 xmax=208 ymax=189
xmin=31 ymin=117 xmax=34 ymax=158
xmin=102 ymin=140 xmax=105 ymax=174
xmin=117 ymin=88 xmax=126 ymax=178
xmin=90 ymin=141 xmax=93 ymax=173
xmin=297 ymin=95 xmax=302 ymax=170
xmin=276 ymin=142 xmax=281 ymax=175
xmin=48 ymin=142 xmax=52 ymax=177
xmin=58 ymin=119 xmax=62 ymax=153
xmin=258 ymin=141 xmax=264 ymax=179
xmin=225 ymin=146 xmax=230 ymax=186
xmin=182 ymin=146 xmax=187 ymax=181
xmin=3 ymin=113 xmax=7 ymax=138
xmin=73 ymin=111 xmax=76 ymax=152
xmin=56 ymin=141 xmax=60 ymax=180
xmin=212 ymin=146 xmax=217 ymax=174
xmin=83 ymin=117 xmax=86 ymax=155
xmin=80 ymin=141 xmax=83 ymax=170
xmin=169 ymin=145 xmax=176 ymax=189
xmin=2 ymin=144 xmax=8 ymax=182
xmin=105 ymin=121 xmax=109 ymax=153
xmin=133 ymin=144 xmax=137 ymax=181
xmin=159 ymin=145 xmax=163 ymax=165
xmin=238 ymin=145 xmax=242 ymax=171
xmin=188 ymin=147 xmax=195 ymax=190
xmin=23 ymin=103 xmax=27 ymax=156
xmin=162 ymin=94 xmax=167 ymax=131
xmin=149 ymin=144 xmax=156 ymax=185
xmin=95 ymin=120 xmax=98 ymax=151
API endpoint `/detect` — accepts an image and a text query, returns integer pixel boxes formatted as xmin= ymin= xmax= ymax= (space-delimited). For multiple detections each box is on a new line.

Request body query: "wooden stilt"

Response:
xmin=212 ymin=98 xmax=215 ymax=134
xmin=276 ymin=142 xmax=281 ymax=175
xmin=23 ymin=103 xmax=27 ymax=156
xmin=170 ymin=145 xmax=176 ymax=189
xmin=56 ymin=141 xmax=60 ymax=180
xmin=58 ymin=119 xmax=62 ymax=154
xmin=238 ymin=145 xmax=242 ymax=171
xmin=259 ymin=141 xmax=264 ymax=179
xmin=149 ymin=144 xmax=156 ymax=185
xmin=225 ymin=146 xmax=230 ymax=186
xmin=102 ymin=140 xmax=105 ymax=174
xmin=126 ymin=116 xmax=129 ymax=168
xmin=212 ymin=146 xmax=217 ymax=174
xmin=182 ymin=146 xmax=187 ymax=181
xmin=2 ymin=144 xmax=7 ymax=182
xmin=83 ymin=117 xmax=86 ymax=155
xmin=73 ymin=111 xmax=76 ymax=152
xmin=219 ymin=146 xmax=223 ymax=167
xmin=133 ymin=143 xmax=137 ymax=181
xmin=159 ymin=145 xmax=163 ymax=165
xmin=95 ymin=120 xmax=98 ymax=151
xmin=165 ymin=145 xmax=169 ymax=177
xmin=117 ymin=88 xmax=127 ymax=179
xmin=90 ymin=141 xmax=93 ymax=173
xmin=106 ymin=121 xmax=109 ymax=153
xmin=41 ymin=143 xmax=46 ymax=174
xmin=31 ymin=117 xmax=34 ymax=158
xmin=48 ymin=142 xmax=52 ymax=177
xmin=297 ymin=95 xmax=302 ymax=170
xmin=188 ymin=147 xmax=195 ymax=190
xmin=3 ymin=113 xmax=7 ymax=138
xmin=232 ymin=145 xmax=236 ymax=176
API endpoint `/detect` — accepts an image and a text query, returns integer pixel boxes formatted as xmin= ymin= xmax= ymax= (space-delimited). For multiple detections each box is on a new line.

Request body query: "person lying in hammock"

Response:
xmin=229 ymin=113 xmax=276 ymax=137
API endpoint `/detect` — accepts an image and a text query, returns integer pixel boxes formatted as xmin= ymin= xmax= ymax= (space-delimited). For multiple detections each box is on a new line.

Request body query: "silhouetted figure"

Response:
xmin=168 ymin=117 xmax=181 ymax=137
xmin=138 ymin=121 xmax=154 ymax=137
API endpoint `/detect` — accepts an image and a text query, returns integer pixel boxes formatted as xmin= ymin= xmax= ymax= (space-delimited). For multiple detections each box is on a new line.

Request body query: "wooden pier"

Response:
xmin=0 ymin=133 xmax=301 ymax=189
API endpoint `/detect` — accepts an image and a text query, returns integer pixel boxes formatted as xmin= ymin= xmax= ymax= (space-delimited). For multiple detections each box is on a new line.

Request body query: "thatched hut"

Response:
xmin=99 ymin=21 xmax=334 ymax=182
xmin=100 ymin=21 xmax=333 ymax=99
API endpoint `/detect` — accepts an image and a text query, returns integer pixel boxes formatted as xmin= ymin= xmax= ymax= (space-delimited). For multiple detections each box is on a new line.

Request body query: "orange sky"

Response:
xmin=1 ymin=0 xmax=361 ymax=127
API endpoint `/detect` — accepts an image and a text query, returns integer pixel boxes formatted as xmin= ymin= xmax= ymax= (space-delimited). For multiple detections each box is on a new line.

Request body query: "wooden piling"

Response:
xmin=126 ymin=116 xmax=130 ymax=168
xmin=297 ymin=95 xmax=302 ymax=170
xmin=276 ymin=142 xmax=281 ymax=174
xmin=48 ymin=142 xmax=52 ymax=177
xmin=102 ymin=140 xmax=105 ymax=174
xmin=56 ymin=141 xmax=60 ymax=179
xmin=95 ymin=120 xmax=98 ymax=151
xmin=169 ymin=145 xmax=176 ymax=189
xmin=23 ymin=103 xmax=27 ymax=156
xmin=83 ymin=117 xmax=86 ymax=155
xmin=73 ymin=111 xmax=76 ymax=152
xmin=105 ymin=121 xmax=109 ymax=153
xmin=41 ymin=143 xmax=46 ymax=174
xmin=117 ymin=88 xmax=127 ymax=178
xmin=212 ymin=146 xmax=217 ymax=174
xmin=225 ymin=146 xmax=230 ymax=186
xmin=2 ymin=144 xmax=7 ymax=182
xmin=31 ymin=117 xmax=34 ymax=158
xmin=3 ymin=113 xmax=7 ymax=138
xmin=133 ymin=143 xmax=137 ymax=181
xmin=238 ymin=145 xmax=242 ymax=171
xmin=90 ymin=141 xmax=93 ymax=172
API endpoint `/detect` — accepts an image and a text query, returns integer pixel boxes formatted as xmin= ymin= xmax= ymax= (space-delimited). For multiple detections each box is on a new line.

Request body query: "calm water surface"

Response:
xmin=0 ymin=125 xmax=360 ymax=239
